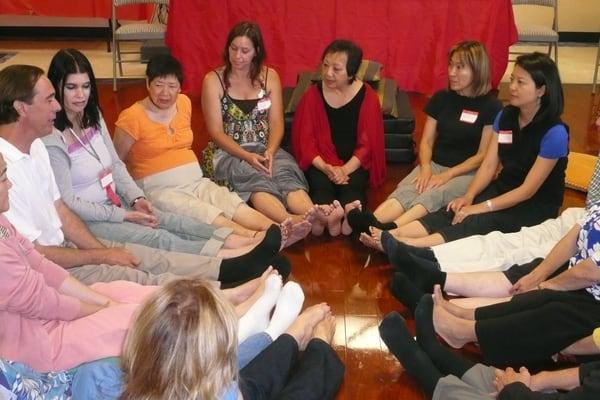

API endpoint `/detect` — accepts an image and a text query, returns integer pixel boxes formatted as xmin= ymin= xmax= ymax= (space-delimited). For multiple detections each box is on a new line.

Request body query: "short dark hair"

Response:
xmin=222 ymin=21 xmax=266 ymax=88
xmin=321 ymin=39 xmax=363 ymax=83
xmin=146 ymin=54 xmax=184 ymax=85
xmin=48 ymin=49 xmax=101 ymax=131
xmin=515 ymin=52 xmax=564 ymax=122
xmin=0 ymin=64 xmax=44 ymax=124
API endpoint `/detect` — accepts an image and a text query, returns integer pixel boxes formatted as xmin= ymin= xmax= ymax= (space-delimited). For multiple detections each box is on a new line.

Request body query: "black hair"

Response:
xmin=321 ymin=39 xmax=363 ymax=83
xmin=515 ymin=52 xmax=564 ymax=123
xmin=146 ymin=54 xmax=184 ymax=85
xmin=47 ymin=49 xmax=101 ymax=131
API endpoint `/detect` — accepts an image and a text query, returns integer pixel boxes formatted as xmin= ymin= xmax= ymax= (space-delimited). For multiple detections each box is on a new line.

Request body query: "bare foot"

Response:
xmin=432 ymin=297 xmax=473 ymax=349
xmin=305 ymin=205 xmax=329 ymax=236
xmin=283 ymin=220 xmax=312 ymax=248
xmin=341 ymin=200 xmax=361 ymax=236
xmin=358 ymin=226 xmax=384 ymax=251
xmin=312 ymin=312 xmax=336 ymax=344
xmin=285 ymin=303 xmax=330 ymax=351
xmin=279 ymin=218 xmax=293 ymax=249
xmin=433 ymin=285 xmax=474 ymax=320
xmin=327 ymin=200 xmax=345 ymax=237
xmin=223 ymin=233 xmax=260 ymax=249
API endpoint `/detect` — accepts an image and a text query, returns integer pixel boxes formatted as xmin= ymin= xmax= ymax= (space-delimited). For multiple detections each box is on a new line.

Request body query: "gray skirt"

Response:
xmin=213 ymin=143 xmax=309 ymax=204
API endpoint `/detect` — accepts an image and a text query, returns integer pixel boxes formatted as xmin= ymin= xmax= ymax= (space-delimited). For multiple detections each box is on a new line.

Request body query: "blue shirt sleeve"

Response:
xmin=492 ymin=110 xmax=503 ymax=133
xmin=539 ymin=124 xmax=568 ymax=159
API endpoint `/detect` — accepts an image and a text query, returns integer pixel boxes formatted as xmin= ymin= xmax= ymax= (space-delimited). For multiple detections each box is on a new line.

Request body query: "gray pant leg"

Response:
xmin=432 ymin=364 xmax=496 ymax=400
xmin=69 ymin=263 xmax=178 ymax=285
xmin=155 ymin=208 xmax=232 ymax=255
xmin=87 ymin=214 xmax=229 ymax=256
xmin=100 ymin=239 xmax=221 ymax=281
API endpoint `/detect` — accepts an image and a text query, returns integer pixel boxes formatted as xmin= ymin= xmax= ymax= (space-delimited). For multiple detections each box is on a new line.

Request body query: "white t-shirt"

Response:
xmin=0 ymin=137 xmax=64 ymax=245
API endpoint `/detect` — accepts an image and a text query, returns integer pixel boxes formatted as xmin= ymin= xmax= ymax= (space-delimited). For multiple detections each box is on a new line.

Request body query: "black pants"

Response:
xmin=474 ymin=289 xmax=600 ymax=367
xmin=419 ymin=183 xmax=559 ymax=242
xmin=239 ymin=334 xmax=345 ymax=400
xmin=306 ymin=166 xmax=369 ymax=206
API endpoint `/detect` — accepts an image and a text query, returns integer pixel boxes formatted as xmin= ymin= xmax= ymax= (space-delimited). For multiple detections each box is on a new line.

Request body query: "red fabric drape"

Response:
xmin=1 ymin=0 xmax=154 ymax=20
xmin=166 ymin=0 xmax=517 ymax=96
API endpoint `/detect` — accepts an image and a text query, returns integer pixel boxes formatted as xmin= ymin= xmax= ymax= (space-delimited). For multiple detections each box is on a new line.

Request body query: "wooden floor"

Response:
xmin=98 ymin=80 xmax=598 ymax=399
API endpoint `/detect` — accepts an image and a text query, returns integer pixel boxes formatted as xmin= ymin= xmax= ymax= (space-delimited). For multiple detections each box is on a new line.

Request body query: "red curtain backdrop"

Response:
xmin=0 ymin=0 xmax=154 ymax=20
xmin=166 ymin=0 xmax=517 ymax=96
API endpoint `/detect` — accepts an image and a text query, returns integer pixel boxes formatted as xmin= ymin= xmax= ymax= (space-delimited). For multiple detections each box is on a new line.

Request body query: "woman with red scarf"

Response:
xmin=292 ymin=39 xmax=386 ymax=236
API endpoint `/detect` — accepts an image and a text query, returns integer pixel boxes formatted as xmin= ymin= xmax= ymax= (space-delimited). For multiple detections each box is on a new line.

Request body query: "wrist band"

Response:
xmin=130 ymin=196 xmax=145 ymax=208
xmin=485 ymin=199 xmax=494 ymax=211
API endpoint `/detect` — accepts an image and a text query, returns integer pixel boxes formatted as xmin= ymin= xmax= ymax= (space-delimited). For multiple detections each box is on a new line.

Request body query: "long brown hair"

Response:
xmin=222 ymin=21 xmax=266 ymax=88
xmin=121 ymin=279 xmax=238 ymax=400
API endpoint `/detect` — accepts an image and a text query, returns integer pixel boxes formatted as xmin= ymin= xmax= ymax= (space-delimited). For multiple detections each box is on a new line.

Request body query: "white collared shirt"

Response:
xmin=0 ymin=137 xmax=64 ymax=245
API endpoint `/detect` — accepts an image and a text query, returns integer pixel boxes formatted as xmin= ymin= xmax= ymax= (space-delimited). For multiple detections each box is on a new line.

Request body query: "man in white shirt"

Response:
xmin=0 ymin=64 xmax=223 ymax=284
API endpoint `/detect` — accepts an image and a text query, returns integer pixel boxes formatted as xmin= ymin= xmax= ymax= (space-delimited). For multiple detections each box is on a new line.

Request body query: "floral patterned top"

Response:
xmin=0 ymin=359 xmax=74 ymax=399
xmin=573 ymin=201 xmax=600 ymax=300
xmin=217 ymin=70 xmax=270 ymax=146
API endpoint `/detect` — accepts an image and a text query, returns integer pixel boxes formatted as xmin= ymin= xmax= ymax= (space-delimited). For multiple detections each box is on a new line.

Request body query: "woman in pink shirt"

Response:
xmin=0 ymin=148 xmax=156 ymax=371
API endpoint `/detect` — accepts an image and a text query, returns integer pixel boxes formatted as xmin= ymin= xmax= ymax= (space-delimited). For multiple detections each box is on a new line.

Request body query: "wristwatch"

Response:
xmin=130 ymin=196 xmax=145 ymax=208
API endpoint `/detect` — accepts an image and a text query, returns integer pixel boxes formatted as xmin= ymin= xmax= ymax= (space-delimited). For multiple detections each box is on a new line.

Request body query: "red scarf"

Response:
xmin=291 ymin=84 xmax=386 ymax=187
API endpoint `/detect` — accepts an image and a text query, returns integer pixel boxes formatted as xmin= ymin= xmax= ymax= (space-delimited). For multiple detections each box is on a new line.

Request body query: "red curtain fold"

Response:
xmin=166 ymin=0 xmax=517 ymax=96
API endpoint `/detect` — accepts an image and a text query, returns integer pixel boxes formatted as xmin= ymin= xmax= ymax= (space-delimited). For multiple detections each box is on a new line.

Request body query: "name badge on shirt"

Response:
xmin=99 ymin=168 xmax=114 ymax=189
xmin=498 ymin=130 xmax=513 ymax=144
xmin=257 ymin=97 xmax=272 ymax=111
xmin=459 ymin=109 xmax=479 ymax=124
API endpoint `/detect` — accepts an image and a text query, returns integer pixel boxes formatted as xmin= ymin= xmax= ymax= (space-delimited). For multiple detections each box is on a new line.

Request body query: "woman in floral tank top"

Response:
xmin=202 ymin=21 xmax=348 ymax=237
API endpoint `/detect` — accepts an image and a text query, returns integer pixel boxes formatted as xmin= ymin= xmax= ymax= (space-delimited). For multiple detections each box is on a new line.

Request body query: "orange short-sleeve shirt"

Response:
xmin=115 ymin=94 xmax=199 ymax=179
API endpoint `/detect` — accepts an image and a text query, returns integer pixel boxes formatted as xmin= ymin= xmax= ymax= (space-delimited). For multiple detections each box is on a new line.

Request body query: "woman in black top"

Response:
xmin=348 ymin=41 xmax=502 ymax=234
xmin=362 ymin=52 xmax=569 ymax=249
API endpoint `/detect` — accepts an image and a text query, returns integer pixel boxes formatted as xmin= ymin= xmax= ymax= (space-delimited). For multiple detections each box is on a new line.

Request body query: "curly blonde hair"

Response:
xmin=121 ymin=279 xmax=238 ymax=400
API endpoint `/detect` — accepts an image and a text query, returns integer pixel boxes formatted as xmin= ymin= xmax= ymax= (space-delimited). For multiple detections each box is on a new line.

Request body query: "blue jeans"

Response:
xmin=237 ymin=332 xmax=272 ymax=369
xmin=72 ymin=357 xmax=123 ymax=399
xmin=0 ymin=357 xmax=122 ymax=400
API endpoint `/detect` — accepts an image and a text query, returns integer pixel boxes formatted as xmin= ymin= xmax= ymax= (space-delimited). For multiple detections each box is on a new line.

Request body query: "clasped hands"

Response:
xmin=323 ymin=164 xmax=349 ymax=185
xmin=246 ymin=150 xmax=273 ymax=176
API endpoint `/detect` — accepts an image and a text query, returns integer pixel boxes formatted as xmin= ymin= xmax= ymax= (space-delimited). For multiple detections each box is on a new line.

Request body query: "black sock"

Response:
xmin=405 ymin=253 xmax=447 ymax=293
xmin=381 ymin=233 xmax=445 ymax=291
xmin=415 ymin=295 xmax=473 ymax=378
xmin=382 ymin=235 xmax=436 ymax=263
xmin=347 ymin=209 xmax=397 ymax=234
xmin=218 ymin=226 xmax=283 ymax=284
xmin=379 ymin=312 xmax=441 ymax=397
xmin=390 ymin=272 xmax=425 ymax=314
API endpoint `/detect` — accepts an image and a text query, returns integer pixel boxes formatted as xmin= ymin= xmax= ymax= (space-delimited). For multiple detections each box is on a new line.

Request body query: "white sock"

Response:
xmin=238 ymin=274 xmax=282 ymax=343
xmin=265 ymin=281 xmax=305 ymax=340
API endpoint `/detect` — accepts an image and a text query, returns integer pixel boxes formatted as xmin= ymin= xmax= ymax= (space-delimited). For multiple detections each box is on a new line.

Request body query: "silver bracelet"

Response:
xmin=485 ymin=199 xmax=493 ymax=211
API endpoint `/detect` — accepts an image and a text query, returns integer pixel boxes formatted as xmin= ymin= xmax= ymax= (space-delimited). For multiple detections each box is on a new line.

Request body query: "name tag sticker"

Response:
xmin=459 ymin=109 xmax=479 ymax=124
xmin=498 ymin=130 xmax=513 ymax=144
xmin=99 ymin=170 xmax=114 ymax=189
xmin=257 ymin=98 xmax=271 ymax=111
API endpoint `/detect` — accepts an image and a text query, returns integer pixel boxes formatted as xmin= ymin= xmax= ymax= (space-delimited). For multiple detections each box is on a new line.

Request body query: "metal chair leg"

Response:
xmin=593 ymin=38 xmax=600 ymax=95
xmin=112 ymin=36 xmax=117 ymax=92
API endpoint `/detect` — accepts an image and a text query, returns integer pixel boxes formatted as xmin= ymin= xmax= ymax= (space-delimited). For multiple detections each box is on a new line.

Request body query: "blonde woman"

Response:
xmin=121 ymin=279 xmax=344 ymax=400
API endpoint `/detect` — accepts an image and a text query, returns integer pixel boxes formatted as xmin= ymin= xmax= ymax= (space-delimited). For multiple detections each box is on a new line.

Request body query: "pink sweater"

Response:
xmin=0 ymin=214 xmax=155 ymax=371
